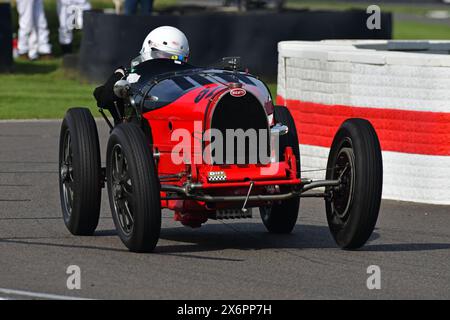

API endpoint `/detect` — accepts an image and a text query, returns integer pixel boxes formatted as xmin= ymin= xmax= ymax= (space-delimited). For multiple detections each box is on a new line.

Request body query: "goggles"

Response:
xmin=151 ymin=48 xmax=188 ymax=63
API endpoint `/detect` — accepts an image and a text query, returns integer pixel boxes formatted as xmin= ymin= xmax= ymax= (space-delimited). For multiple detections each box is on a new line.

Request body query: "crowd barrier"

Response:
xmin=79 ymin=10 xmax=391 ymax=82
xmin=0 ymin=3 xmax=12 ymax=72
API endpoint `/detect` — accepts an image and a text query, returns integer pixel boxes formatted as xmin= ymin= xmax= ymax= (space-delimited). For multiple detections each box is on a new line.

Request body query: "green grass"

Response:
xmin=0 ymin=58 xmax=278 ymax=119
xmin=0 ymin=59 xmax=97 ymax=119
xmin=268 ymin=83 xmax=277 ymax=99
xmin=394 ymin=21 xmax=450 ymax=40
xmin=286 ymin=0 xmax=449 ymax=16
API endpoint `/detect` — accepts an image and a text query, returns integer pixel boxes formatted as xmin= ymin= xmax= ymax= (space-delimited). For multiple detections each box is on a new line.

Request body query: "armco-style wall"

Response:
xmin=277 ymin=40 xmax=450 ymax=205
xmin=79 ymin=10 xmax=391 ymax=82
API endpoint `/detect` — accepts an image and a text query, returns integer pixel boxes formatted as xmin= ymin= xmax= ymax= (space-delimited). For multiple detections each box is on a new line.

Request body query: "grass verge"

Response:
xmin=0 ymin=58 xmax=278 ymax=119
xmin=0 ymin=59 xmax=96 ymax=119
xmin=394 ymin=21 xmax=450 ymax=40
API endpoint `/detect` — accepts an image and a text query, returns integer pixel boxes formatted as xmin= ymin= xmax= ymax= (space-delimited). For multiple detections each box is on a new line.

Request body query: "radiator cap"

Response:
xmin=228 ymin=82 xmax=242 ymax=89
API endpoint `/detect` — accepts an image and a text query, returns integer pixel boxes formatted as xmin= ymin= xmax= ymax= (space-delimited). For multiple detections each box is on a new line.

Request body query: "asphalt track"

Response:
xmin=0 ymin=120 xmax=449 ymax=300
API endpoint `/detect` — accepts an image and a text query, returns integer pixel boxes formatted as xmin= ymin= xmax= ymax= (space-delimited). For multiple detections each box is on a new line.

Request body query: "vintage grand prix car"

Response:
xmin=59 ymin=58 xmax=383 ymax=253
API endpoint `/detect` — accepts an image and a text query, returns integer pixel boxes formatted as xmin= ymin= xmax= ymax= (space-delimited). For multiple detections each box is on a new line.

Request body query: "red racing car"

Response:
xmin=59 ymin=58 xmax=383 ymax=252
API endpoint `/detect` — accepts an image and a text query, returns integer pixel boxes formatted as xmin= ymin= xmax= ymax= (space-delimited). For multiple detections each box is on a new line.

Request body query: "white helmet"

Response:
xmin=140 ymin=26 xmax=190 ymax=63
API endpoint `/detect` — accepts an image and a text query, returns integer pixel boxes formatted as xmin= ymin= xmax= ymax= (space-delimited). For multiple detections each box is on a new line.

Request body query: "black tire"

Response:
xmin=260 ymin=106 xmax=300 ymax=233
xmin=106 ymin=123 xmax=161 ymax=252
xmin=59 ymin=108 xmax=101 ymax=235
xmin=326 ymin=118 xmax=383 ymax=249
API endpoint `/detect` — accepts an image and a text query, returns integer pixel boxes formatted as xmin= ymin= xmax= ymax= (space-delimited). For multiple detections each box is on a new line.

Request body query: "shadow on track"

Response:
xmin=156 ymin=223 xmax=387 ymax=254
xmin=1 ymin=222 xmax=448 ymax=257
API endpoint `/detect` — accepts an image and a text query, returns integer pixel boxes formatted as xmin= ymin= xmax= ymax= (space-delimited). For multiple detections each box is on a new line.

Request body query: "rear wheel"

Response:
xmin=106 ymin=123 xmax=161 ymax=252
xmin=326 ymin=118 xmax=383 ymax=249
xmin=260 ymin=106 xmax=300 ymax=233
xmin=59 ymin=108 xmax=101 ymax=235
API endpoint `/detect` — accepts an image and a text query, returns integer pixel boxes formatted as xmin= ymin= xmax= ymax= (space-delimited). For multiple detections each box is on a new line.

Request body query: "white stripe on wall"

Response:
xmin=299 ymin=144 xmax=450 ymax=205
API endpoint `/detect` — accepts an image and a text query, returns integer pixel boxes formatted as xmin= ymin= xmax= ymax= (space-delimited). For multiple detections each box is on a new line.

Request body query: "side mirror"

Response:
xmin=113 ymin=79 xmax=131 ymax=98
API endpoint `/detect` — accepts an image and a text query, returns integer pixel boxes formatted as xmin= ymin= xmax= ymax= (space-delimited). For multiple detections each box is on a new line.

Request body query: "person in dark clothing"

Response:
xmin=93 ymin=67 xmax=125 ymax=123
xmin=93 ymin=26 xmax=190 ymax=122
xmin=124 ymin=0 xmax=154 ymax=15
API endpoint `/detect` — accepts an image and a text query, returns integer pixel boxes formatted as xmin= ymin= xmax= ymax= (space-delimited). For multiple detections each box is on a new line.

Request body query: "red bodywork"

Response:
xmin=141 ymin=77 xmax=300 ymax=227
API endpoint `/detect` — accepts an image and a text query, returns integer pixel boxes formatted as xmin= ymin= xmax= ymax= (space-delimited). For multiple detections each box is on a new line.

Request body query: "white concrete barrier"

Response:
xmin=277 ymin=40 xmax=450 ymax=205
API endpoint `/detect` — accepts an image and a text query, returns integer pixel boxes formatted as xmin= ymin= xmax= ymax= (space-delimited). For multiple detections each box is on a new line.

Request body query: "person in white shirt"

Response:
xmin=16 ymin=0 xmax=52 ymax=60
xmin=57 ymin=0 xmax=91 ymax=54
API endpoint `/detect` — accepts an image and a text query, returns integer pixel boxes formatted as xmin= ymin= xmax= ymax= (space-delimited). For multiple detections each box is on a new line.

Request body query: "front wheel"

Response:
xmin=106 ymin=123 xmax=161 ymax=252
xmin=326 ymin=118 xmax=383 ymax=249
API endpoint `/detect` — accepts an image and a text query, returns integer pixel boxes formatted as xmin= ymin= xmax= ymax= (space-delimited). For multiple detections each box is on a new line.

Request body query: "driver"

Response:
xmin=93 ymin=26 xmax=190 ymax=122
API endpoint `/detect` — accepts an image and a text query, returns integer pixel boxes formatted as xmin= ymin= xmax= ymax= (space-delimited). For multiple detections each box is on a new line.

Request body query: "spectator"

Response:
xmin=16 ymin=0 xmax=52 ymax=60
xmin=124 ymin=0 xmax=153 ymax=15
xmin=57 ymin=0 xmax=92 ymax=54
xmin=113 ymin=0 xmax=124 ymax=14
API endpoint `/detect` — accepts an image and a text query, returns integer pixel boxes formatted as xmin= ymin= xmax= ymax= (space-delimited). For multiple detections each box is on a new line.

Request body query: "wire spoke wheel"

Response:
xmin=111 ymin=145 xmax=134 ymax=235
xmin=328 ymin=146 xmax=355 ymax=225
xmin=60 ymin=130 xmax=74 ymax=217
xmin=106 ymin=123 xmax=161 ymax=252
